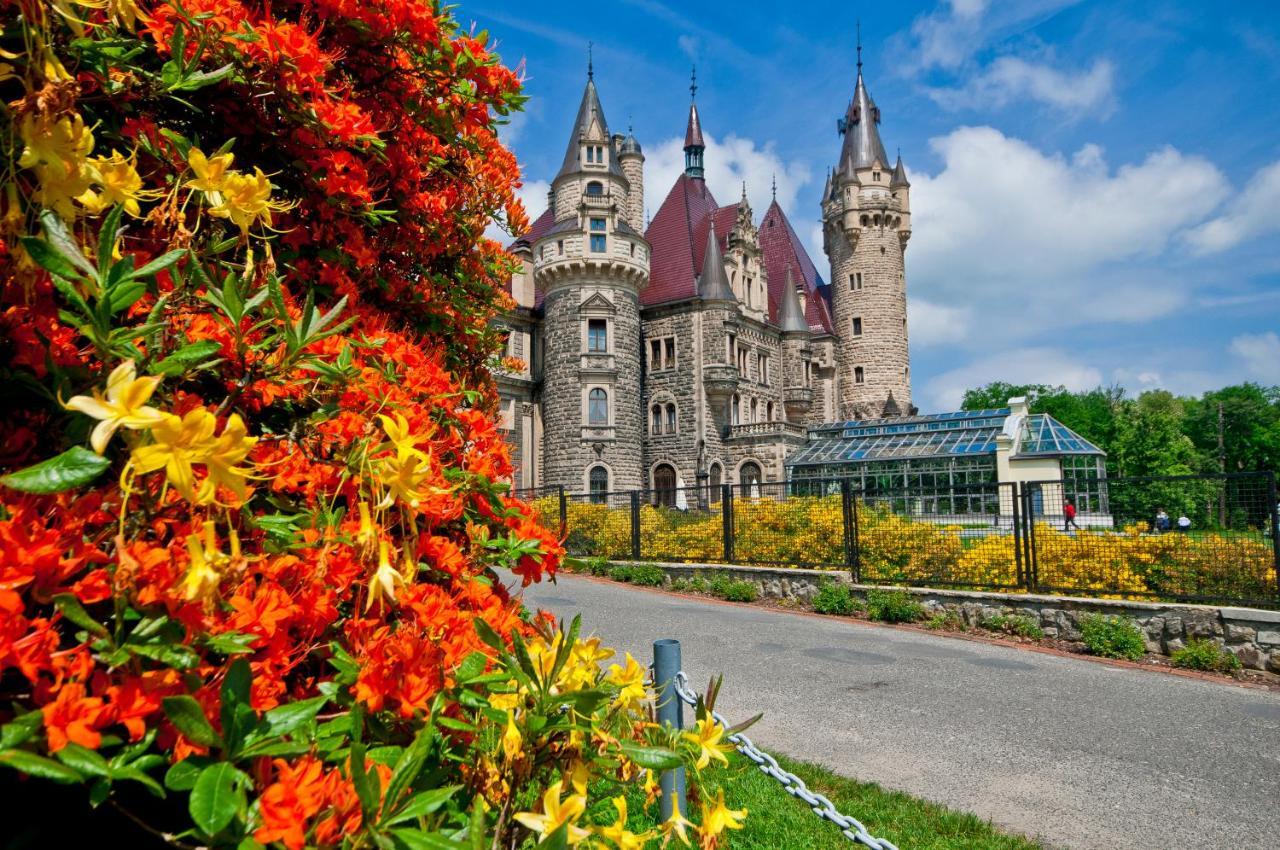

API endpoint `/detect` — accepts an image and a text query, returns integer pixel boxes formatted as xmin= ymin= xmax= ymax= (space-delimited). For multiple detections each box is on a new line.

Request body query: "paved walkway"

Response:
xmin=506 ymin=572 xmax=1280 ymax=849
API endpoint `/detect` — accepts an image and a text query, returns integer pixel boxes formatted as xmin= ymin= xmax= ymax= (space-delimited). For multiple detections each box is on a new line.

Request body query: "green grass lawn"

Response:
xmin=585 ymin=752 xmax=1043 ymax=849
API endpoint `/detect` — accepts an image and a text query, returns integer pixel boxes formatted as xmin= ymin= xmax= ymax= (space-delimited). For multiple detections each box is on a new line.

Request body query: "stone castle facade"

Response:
xmin=496 ymin=53 xmax=914 ymax=499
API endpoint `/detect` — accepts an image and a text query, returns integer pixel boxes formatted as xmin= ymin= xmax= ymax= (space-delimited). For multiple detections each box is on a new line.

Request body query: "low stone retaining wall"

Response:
xmin=614 ymin=561 xmax=1280 ymax=673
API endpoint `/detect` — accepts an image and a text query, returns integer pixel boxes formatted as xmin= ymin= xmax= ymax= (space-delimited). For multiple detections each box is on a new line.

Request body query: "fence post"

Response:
xmin=840 ymin=480 xmax=860 ymax=582
xmin=1011 ymin=483 xmax=1025 ymax=590
xmin=1268 ymin=472 xmax=1280 ymax=601
xmin=630 ymin=491 xmax=641 ymax=560
xmin=721 ymin=484 xmax=734 ymax=563
xmin=557 ymin=485 xmax=567 ymax=541
xmin=652 ymin=639 xmax=688 ymax=820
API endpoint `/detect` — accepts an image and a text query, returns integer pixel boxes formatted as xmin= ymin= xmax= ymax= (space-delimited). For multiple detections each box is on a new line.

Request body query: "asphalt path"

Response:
xmin=503 ymin=571 xmax=1280 ymax=850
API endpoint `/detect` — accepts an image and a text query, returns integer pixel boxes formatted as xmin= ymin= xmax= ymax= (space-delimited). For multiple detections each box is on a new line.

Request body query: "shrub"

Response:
xmin=671 ymin=576 xmax=710 ymax=593
xmin=585 ymin=556 xmax=613 ymax=576
xmin=924 ymin=612 xmax=965 ymax=631
xmin=812 ymin=582 xmax=860 ymax=616
xmin=1079 ymin=614 xmax=1147 ymax=660
xmin=1171 ymin=639 xmax=1242 ymax=673
xmin=865 ymin=588 xmax=924 ymax=623
xmin=626 ymin=565 xmax=667 ymax=586
xmin=710 ymin=575 xmax=759 ymax=602
xmin=981 ymin=614 xmax=1045 ymax=640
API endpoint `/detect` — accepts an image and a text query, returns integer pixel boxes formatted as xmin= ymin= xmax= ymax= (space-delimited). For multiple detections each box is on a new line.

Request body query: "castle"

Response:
xmin=496 ymin=49 xmax=914 ymax=502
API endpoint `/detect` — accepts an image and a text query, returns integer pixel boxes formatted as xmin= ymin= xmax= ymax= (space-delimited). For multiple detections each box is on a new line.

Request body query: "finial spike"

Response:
xmin=856 ymin=21 xmax=862 ymax=72
xmin=741 ymin=181 xmax=747 ymax=201
xmin=771 ymin=173 xmax=777 ymax=201
xmin=690 ymin=65 xmax=697 ymax=100
xmin=588 ymin=41 xmax=593 ymax=80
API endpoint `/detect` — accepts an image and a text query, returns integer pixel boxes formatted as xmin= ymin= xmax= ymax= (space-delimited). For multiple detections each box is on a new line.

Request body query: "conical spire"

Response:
xmin=778 ymin=266 xmax=809 ymax=333
xmin=557 ymin=73 xmax=623 ymax=180
xmin=891 ymin=151 xmax=910 ymax=187
xmin=697 ymin=220 xmax=735 ymax=302
xmin=836 ymin=48 xmax=889 ymax=176
xmin=684 ymin=66 xmax=706 ymax=178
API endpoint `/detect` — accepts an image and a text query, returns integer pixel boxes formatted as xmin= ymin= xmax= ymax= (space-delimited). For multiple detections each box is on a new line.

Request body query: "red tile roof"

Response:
xmin=759 ymin=200 xmax=834 ymax=334
xmin=642 ymin=174 xmax=720 ymax=306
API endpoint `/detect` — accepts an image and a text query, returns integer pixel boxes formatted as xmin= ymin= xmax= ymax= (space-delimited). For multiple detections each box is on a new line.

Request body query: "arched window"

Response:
xmin=589 ymin=466 xmax=609 ymax=504
xmin=651 ymin=404 xmax=662 ymax=434
xmin=708 ymin=463 xmax=722 ymax=503
xmin=665 ymin=404 xmax=677 ymax=434
xmin=731 ymin=395 xmax=740 ymax=426
xmin=653 ymin=464 xmax=677 ymax=508
xmin=766 ymin=401 xmax=775 ymax=421
xmin=750 ymin=398 xmax=758 ymax=422
xmin=588 ymin=388 xmax=608 ymax=425
xmin=586 ymin=181 xmax=604 ymax=196
xmin=739 ymin=462 xmax=762 ymax=498
xmin=854 ymin=367 xmax=865 ymax=384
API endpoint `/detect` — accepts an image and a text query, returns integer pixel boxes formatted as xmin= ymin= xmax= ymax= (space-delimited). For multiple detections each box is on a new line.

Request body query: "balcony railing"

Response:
xmin=728 ymin=421 xmax=807 ymax=440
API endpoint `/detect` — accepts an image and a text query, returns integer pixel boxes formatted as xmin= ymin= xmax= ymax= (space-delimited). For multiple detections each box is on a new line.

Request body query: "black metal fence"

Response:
xmin=513 ymin=471 xmax=1280 ymax=608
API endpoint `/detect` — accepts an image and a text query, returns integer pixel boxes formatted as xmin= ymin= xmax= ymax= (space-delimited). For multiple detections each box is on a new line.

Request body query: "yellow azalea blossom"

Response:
xmin=65 ymin=360 xmax=166 ymax=454
xmin=366 ymin=540 xmax=405 ymax=612
xmin=501 ymin=712 xmax=522 ymax=762
xmin=659 ymin=807 xmax=695 ymax=847
xmin=207 ymin=167 xmax=291 ymax=233
xmin=486 ymin=683 xmax=520 ymax=712
xmin=354 ymin=502 xmax=379 ymax=556
xmin=682 ymin=718 xmax=732 ymax=770
xmin=198 ymin=413 xmax=257 ymax=503
xmin=698 ymin=789 xmax=746 ymax=848
xmin=79 ymin=149 xmax=156 ymax=217
xmin=558 ymin=636 xmax=612 ymax=691
xmin=605 ymin=652 xmax=647 ymax=711
xmin=373 ymin=452 xmax=445 ymax=511
xmin=376 ymin=412 xmax=430 ymax=462
xmin=596 ymin=796 xmax=649 ymax=850
xmin=641 ymin=769 xmax=661 ymax=807
xmin=565 ymin=760 xmax=590 ymax=796
xmin=35 ymin=163 xmax=94 ymax=221
xmin=19 ymin=113 xmax=94 ymax=178
xmin=513 ymin=780 xmax=590 ymax=845
xmin=182 ymin=520 xmax=239 ymax=602
xmin=106 ymin=0 xmax=151 ymax=30
xmin=187 ymin=147 xmax=235 ymax=200
xmin=129 ymin=408 xmax=218 ymax=502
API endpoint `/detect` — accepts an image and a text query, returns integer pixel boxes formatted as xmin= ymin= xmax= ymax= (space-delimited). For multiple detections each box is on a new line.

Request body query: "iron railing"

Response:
xmin=512 ymin=471 xmax=1280 ymax=608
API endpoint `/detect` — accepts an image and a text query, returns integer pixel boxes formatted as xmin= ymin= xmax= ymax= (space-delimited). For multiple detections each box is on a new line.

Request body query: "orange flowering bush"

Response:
xmin=0 ymin=2 xmax=747 ymax=847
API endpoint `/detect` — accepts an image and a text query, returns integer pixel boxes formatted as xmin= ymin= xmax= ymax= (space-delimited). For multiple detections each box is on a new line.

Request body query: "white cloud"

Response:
xmin=677 ymin=34 xmax=699 ymax=62
xmin=922 ymin=347 xmax=1103 ymax=411
xmin=642 ymin=132 xmax=810 ymax=222
xmin=926 ymin=57 xmax=1115 ymax=117
xmin=1185 ymin=160 xmax=1280 ymax=255
xmin=903 ymin=0 xmax=1081 ymax=73
xmin=1229 ymin=332 xmax=1280 ymax=382
xmin=486 ymin=177 xmax=550 ymax=242
xmin=907 ymin=299 xmax=973 ymax=347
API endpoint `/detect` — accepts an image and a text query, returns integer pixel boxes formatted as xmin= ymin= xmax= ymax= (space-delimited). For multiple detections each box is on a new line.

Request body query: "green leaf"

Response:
xmin=453 ymin=652 xmax=488 ymax=684
xmin=380 ymin=723 xmax=435 ymax=823
xmin=53 ymin=593 xmax=108 ymax=637
xmin=151 ymin=339 xmax=222 ymax=376
xmin=133 ymin=249 xmax=185 ymax=279
xmin=38 ymin=210 xmax=97 ymax=277
xmin=171 ymin=62 xmax=234 ymax=91
xmin=618 ymin=743 xmax=683 ymax=771
xmin=0 ymin=712 xmax=45 ymax=749
xmin=1 ymin=447 xmax=111 ymax=494
xmin=391 ymin=830 xmax=468 ymax=850
xmin=534 ymin=824 xmax=570 ymax=850
xmin=261 ymin=695 xmax=327 ymax=739
xmin=201 ymin=632 xmax=257 ymax=656
xmin=20 ymin=236 xmax=84 ymax=281
xmin=55 ymin=743 xmax=110 ymax=777
xmin=0 ymin=750 xmax=84 ymax=784
xmin=113 ymin=765 xmax=166 ymax=797
xmin=189 ymin=762 xmax=245 ymax=836
xmin=434 ymin=716 xmax=475 ymax=733
xmin=383 ymin=786 xmax=459 ymax=826
xmin=97 ymin=205 xmax=124 ymax=280
xmin=349 ymin=741 xmax=379 ymax=821
xmin=164 ymin=757 xmax=205 ymax=791
xmin=161 ymin=696 xmax=220 ymax=748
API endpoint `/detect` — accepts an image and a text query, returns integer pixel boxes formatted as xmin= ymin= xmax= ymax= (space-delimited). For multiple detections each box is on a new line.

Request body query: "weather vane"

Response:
xmin=690 ymin=65 xmax=697 ymax=100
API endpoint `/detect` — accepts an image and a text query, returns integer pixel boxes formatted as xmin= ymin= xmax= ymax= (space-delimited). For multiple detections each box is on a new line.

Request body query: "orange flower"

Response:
xmin=43 ymin=682 xmax=107 ymax=752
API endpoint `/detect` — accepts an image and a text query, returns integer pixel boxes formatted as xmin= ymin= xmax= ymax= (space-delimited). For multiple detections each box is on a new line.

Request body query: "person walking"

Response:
xmin=1063 ymin=498 xmax=1080 ymax=532
xmin=1154 ymin=508 xmax=1170 ymax=534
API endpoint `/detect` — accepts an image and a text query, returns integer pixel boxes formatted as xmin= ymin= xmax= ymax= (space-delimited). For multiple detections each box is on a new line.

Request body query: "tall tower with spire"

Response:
xmin=684 ymin=67 xmax=706 ymax=179
xmin=535 ymin=67 xmax=649 ymax=491
xmin=823 ymin=34 xmax=913 ymax=419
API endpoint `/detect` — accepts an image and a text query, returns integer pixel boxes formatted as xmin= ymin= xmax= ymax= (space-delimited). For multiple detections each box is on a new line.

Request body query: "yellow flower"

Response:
xmin=129 ymin=408 xmax=218 ymax=502
xmin=605 ymin=652 xmax=647 ymax=711
xmin=79 ymin=149 xmax=155 ymax=217
xmin=697 ymin=789 xmax=746 ymax=847
xmin=208 ymin=167 xmax=290 ymax=233
xmin=182 ymin=520 xmax=239 ymax=602
xmin=373 ymin=452 xmax=437 ymax=510
xmin=198 ymin=413 xmax=257 ymax=503
xmin=35 ymin=163 xmax=94 ymax=221
xmin=682 ymin=718 xmax=731 ymax=770
xmin=659 ymin=807 xmax=695 ymax=847
xmin=595 ymin=795 xmax=649 ymax=850
xmin=106 ymin=0 xmax=151 ymax=30
xmin=354 ymin=501 xmax=378 ymax=556
xmin=559 ymin=636 xmax=613 ymax=691
xmin=366 ymin=540 xmax=405 ymax=612
xmin=513 ymin=780 xmax=590 ymax=845
xmin=376 ymin=412 xmax=429 ymax=462
xmin=486 ymin=683 xmax=520 ymax=712
xmin=641 ymin=769 xmax=661 ymax=807
xmin=65 ymin=360 xmax=166 ymax=454
xmin=501 ymin=712 xmax=522 ymax=762
xmin=186 ymin=147 xmax=234 ymax=199
xmin=19 ymin=113 xmax=94 ymax=178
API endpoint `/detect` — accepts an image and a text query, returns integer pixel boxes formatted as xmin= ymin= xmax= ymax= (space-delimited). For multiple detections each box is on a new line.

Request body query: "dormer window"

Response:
xmin=586 ymin=181 xmax=603 ymax=196
xmin=872 ymin=171 xmax=881 ymax=182
xmin=585 ymin=145 xmax=604 ymax=165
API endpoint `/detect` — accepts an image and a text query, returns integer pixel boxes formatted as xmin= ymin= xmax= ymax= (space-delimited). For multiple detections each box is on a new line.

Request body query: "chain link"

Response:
xmin=669 ymin=671 xmax=899 ymax=850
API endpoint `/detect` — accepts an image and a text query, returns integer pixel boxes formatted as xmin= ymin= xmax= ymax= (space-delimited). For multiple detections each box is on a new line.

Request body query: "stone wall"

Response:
xmin=614 ymin=561 xmax=1280 ymax=672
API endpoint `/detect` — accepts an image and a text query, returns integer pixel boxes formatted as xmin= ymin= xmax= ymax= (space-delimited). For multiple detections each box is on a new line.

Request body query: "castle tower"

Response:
xmin=777 ymin=267 xmax=815 ymax=422
xmin=823 ymin=42 xmax=913 ymax=420
xmin=617 ymin=127 xmax=645 ymax=232
xmin=536 ymin=68 xmax=649 ymax=491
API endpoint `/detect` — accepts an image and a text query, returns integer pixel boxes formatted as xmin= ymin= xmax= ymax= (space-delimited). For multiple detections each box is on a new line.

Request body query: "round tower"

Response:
xmin=536 ymin=69 xmax=649 ymax=492
xmin=617 ymin=128 xmax=645 ymax=233
xmin=823 ymin=46 xmax=912 ymax=420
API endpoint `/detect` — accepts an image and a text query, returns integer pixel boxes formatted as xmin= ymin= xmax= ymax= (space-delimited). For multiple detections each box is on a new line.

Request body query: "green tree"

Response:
xmin=1184 ymin=384 xmax=1280 ymax=474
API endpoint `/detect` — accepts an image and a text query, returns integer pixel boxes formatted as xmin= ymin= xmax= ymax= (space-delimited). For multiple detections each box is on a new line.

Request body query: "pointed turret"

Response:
xmin=835 ymin=54 xmax=889 ymax=176
xmin=556 ymin=74 xmax=623 ymax=181
xmin=684 ymin=67 xmax=706 ymax=179
xmin=778 ymin=266 xmax=809 ymax=333
xmin=697 ymin=220 xmax=735 ymax=302
xmin=891 ymin=152 xmax=910 ymax=187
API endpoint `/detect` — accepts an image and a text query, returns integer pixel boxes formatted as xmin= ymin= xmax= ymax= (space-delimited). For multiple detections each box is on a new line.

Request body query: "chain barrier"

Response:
xmin=670 ymin=671 xmax=899 ymax=849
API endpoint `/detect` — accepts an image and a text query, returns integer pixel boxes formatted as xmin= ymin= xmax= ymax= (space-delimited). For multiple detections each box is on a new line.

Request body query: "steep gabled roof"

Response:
xmin=556 ymin=77 xmax=625 ymax=181
xmin=643 ymin=173 xmax=720 ymax=305
xmin=759 ymin=199 xmax=834 ymax=334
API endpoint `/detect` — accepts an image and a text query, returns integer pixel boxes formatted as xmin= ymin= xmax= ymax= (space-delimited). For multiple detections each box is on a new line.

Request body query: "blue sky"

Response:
xmin=466 ymin=0 xmax=1280 ymax=411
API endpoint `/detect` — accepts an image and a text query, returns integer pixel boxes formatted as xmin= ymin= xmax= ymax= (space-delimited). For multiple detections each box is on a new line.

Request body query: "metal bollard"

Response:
xmin=652 ymin=638 xmax=687 ymax=819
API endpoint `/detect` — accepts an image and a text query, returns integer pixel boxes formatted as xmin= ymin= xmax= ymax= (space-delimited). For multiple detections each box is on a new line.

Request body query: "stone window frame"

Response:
xmin=757 ymin=351 xmax=770 ymax=386
xmin=498 ymin=396 xmax=516 ymax=431
xmin=648 ymin=393 xmax=679 ymax=436
xmin=585 ymin=463 xmax=612 ymax=503
xmin=736 ymin=459 xmax=764 ymax=495
xmin=650 ymin=462 xmax=679 ymax=507
xmin=708 ymin=463 xmax=723 ymax=502
xmin=586 ymin=318 xmax=608 ymax=353
xmin=851 ymin=316 xmax=863 ymax=338
xmin=585 ymin=180 xmax=604 ymax=196
xmin=850 ymin=272 xmax=863 ymax=291
xmin=585 ymin=386 xmax=610 ymax=426
xmin=648 ymin=335 xmax=677 ymax=372
xmin=854 ymin=366 xmax=865 ymax=384
xmin=578 ymin=293 xmax=616 ymax=355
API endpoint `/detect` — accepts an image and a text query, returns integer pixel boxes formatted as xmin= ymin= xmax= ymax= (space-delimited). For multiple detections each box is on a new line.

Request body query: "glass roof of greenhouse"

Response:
xmin=786 ymin=409 xmax=1103 ymax=468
